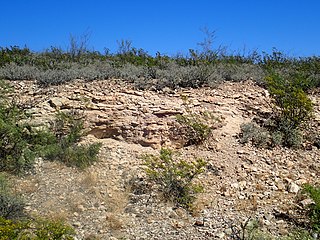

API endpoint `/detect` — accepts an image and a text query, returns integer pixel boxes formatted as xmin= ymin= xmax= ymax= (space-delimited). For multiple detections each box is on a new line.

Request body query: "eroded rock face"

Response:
xmin=12 ymin=79 xmax=272 ymax=149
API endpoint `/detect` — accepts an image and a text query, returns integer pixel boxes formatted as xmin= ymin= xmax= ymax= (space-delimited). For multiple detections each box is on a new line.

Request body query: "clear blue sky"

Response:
xmin=1 ymin=1 xmax=320 ymax=57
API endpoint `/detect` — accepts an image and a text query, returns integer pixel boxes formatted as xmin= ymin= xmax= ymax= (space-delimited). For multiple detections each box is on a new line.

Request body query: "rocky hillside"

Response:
xmin=10 ymin=79 xmax=320 ymax=239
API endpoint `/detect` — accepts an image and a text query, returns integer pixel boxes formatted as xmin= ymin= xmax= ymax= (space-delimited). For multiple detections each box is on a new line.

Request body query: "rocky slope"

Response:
xmin=9 ymin=79 xmax=320 ymax=239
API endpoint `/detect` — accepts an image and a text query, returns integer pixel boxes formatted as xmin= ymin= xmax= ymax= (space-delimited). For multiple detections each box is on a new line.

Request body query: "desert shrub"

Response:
xmin=0 ymin=173 xmax=25 ymax=220
xmin=274 ymin=119 xmax=303 ymax=148
xmin=0 ymin=81 xmax=101 ymax=173
xmin=0 ymin=217 xmax=75 ymax=240
xmin=240 ymin=121 xmax=304 ymax=149
xmin=266 ymin=72 xmax=313 ymax=147
xmin=0 ymin=46 xmax=32 ymax=67
xmin=176 ymin=113 xmax=212 ymax=146
xmin=240 ymin=122 xmax=270 ymax=148
xmin=143 ymin=148 xmax=206 ymax=209
xmin=0 ymin=173 xmax=75 ymax=239
xmin=230 ymin=217 xmax=314 ymax=240
xmin=43 ymin=111 xmax=102 ymax=168
xmin=241 ymin=219 xmax=273 ymax=240
xmin=241 ymin=71 xmax=313 ymax=149
xmin=266 ymin=72 xmax=313 ymax=128
xmin=175 ymin=95 xmax=218 ymax=146
xmin=0 ymin=81 xmax=38 ymax=174
xmin=0 ymin=63 xmax=39 ymax=80
xmin=303 ymin=184 xmax=320 ymax=235
xmin=36 ymin=68 xmax=77 ymax=86
xmin=280 ymin=229 xmax=314 ymax=240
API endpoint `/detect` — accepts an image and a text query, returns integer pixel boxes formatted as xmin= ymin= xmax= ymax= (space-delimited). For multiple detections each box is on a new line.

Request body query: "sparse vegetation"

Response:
xmin=0 ymin=80 xmax=101 ymax=174
xmin=0 ymin=173 xmax=25 ymax=220
xmin=143 ymin=148 xmax=207 ymax=210
xmin=0 ymin=173 xmax=76 ymax=239
xmin=0 ymin=216 xmax=75 ymax=240
xmin=303 ymin=184 xmax=320 ymax=236
xmin=42 ymin=111 xmax=102 ymax=169
xmin=229 ymin=217 xmax=315 ymax=240
xmin=175 ymin=95 xmax=219 ymax=146
xmin=1 ymin=33 xmax=320 ymax=239
xmin=0 ymin=80 xmax=39 ymax=174
xmin=240 ymin=122 xmax=270 ymax=148
xmin=240 ymin=70 xmax=314 ymax=148
xmin=1 ymin=40 xmax=320 ymax=91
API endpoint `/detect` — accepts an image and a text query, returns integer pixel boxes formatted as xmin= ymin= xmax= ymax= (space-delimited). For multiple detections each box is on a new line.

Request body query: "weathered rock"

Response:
xmin=288 ymin=182 xmax=300 ymax=194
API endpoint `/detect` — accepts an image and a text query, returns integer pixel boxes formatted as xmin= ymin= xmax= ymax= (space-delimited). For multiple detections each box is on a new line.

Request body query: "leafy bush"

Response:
xmin=143 ymin=148 xmax=206 ymax=209
xmin=43 ymin=111 xmax=102 ymax=169
xmin=0 ymin=81 xmax=101 ymax=173
xmin=0 ymin=173 xmax=25 ymax=220
xmin=175 ymin=95 xmax=217 ymax=146
xmin=266 ymin=72 xmax=313 ymax=128
xmin=0 ymin=217 xmax=75 ymax=240
xmin=241 ymin=72 xmax=313 ymax=149
xmin=303 ymin=184 xmax=320 ymax=235
xmin=266 ymin=72 xmax=313 ymax=147
xmin=0 ymin=81 xmax=39 ymax=174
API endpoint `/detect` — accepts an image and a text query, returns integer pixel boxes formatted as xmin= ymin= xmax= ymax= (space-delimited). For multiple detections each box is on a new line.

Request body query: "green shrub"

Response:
xmin=280 ymin=229 xmax=314 ymax=240
xmin=0 ymin=173 xmax=25 ymax=220
xmin=303 ymin=184 xmax=320 ymax=235
xmin=0 ymin=217 xmax=75 ymax=240
xmin=143 ymin=148 xmax=206 ymax=209
xmin=266 ymin=72 xmax=313 ymax=128
xmin=0 ymin=81 xmax=37 ymax=174
xmin=266 ymin=72 xmax=313 ymax=148
xmin=0 ymin=81 xmax=101 ymax=173
xmin=275 ymin=119 xmax=303 ymax=148
xmin=241 ymin=72 xmax=313 ymax=149
xmin=175 ymin=95 xmax=217 ymax=146
xmin=43 ymin=111 xmax=102 ymax=169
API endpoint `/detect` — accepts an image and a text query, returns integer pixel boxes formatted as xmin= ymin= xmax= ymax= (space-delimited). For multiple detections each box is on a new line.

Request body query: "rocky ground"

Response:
xmin=8 ymin=79 xmax=320 ymax=239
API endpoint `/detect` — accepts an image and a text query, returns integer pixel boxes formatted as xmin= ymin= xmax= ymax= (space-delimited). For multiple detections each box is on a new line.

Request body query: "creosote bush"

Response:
xmin=175 ymin=95 xmax=218 ymax=146
xmin=0 ymin=80 xmax=101 ymax=173
xmin=266 ymin=72 xmax=313 ymax=128
xmin=0 ymin=80 xmax=39 ymax=174
xmin=266 ymin=72 xmax=313 ymax=148
xmin=240 ymin=71 xmax=314 ymax=149
xmin=43 ymin=111 xmax=102 ymax=169
xmin=143 ymin=148 xmax=207 ymax=210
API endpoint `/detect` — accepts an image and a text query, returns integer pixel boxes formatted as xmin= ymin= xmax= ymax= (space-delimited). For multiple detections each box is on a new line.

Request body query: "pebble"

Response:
xmin=288 ymin=182 xmax=300 ymax=193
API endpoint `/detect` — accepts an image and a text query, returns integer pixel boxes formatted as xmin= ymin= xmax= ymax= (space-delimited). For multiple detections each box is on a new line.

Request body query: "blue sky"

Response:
xmin=1 ymin=1 xmax=320 ymax=57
